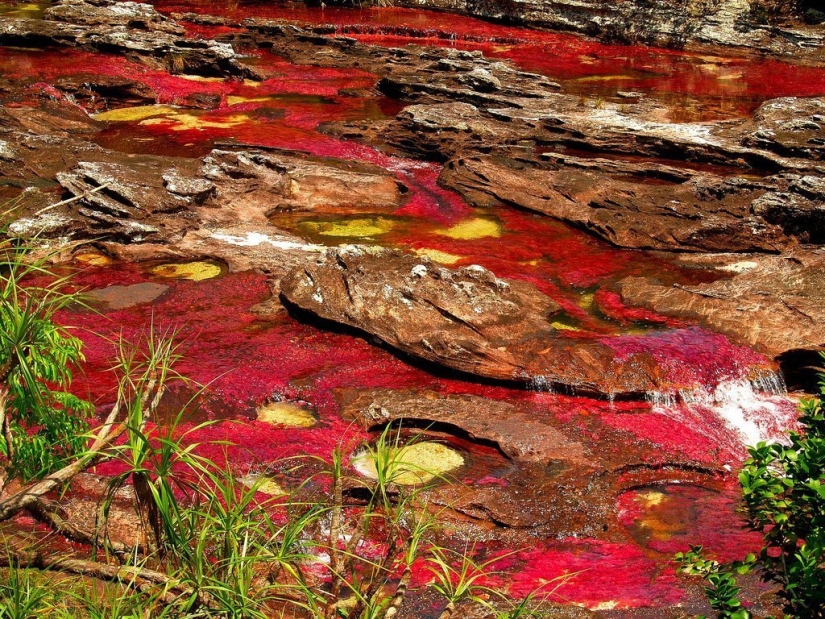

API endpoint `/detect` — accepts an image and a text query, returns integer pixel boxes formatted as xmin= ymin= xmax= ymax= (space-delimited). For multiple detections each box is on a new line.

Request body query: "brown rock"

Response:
xmin=338 ymin=388 xmax=589 ymax=464
xmin=201 ymin=149 xmax=404 ymax=219
xmin=615 ymin=249 xmax=825 ymax=385
xmin=281 ymin=247 xmax=664 ymax=396
xmin=441 ymin=151 xmax=791 ymax=252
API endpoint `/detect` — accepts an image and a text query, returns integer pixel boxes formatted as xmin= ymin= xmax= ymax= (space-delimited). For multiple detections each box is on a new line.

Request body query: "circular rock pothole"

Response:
xmin=351 ymin=441 xmax=465 ymax=486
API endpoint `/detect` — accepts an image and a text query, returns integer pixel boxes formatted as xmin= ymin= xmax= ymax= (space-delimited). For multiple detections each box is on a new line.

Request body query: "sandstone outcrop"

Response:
xmin=281 ymin=247 xmax=671 ymax=396
xmin=615 ymin=249 xmax=825 ymax=388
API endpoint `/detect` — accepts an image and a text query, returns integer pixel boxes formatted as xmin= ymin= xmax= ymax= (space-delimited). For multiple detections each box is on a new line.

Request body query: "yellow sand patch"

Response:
xmin=237 ymin=474 xmax=287 ymax=496
xmin=227 ymin=95 xmax=269 ymax=106
xmin=413 ymin=248 xmax=462 ymax=265
xmin=256 ymin=401 xmax=316 ymax=428
xmin=578 ymin=292 xmax=595 ymax=309
xmin=140 ymin=112 xmax=249 ymax=132
xmin=352 ymin=442 xmax=465 ymax=486
xmin=304 ymin=217 xmax=395 ymax=238
xmin=73 ymin=251 xmax=111 ymax=266
xmin=436 ymin=217 xmax=501 ymax=240
xmin=717 ymin=72 xmax=744 ymax=81
xmin=243 ymin=79 xmax=262 ymax=88
xmin=150 ymin=261 xmax=222 ymax=281
xmin=94 ymin=105 xmax=177 ymax=122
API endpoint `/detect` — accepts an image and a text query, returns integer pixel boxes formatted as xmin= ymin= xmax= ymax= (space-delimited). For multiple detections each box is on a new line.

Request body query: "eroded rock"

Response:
xmin=281 ymin=247 xmax=665 ymax=396
xmin=339 ymin=388 xmax=589 ymax=464
xmin=615 ymin=249 xmax=825 ymax=380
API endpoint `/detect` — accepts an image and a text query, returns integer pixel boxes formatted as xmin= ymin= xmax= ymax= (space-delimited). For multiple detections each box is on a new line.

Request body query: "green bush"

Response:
xmin=0 ymin=236 xmax=92 ymax=481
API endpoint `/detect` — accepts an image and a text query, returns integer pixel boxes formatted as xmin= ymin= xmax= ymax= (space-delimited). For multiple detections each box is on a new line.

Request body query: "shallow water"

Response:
xmin=1 ymin=0 xmax=815 ymax=609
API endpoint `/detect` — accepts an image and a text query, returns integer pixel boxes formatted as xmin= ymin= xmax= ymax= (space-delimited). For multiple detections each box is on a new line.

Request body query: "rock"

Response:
xmin=459 ymin=67 xmax=501 ymax=92
xmin=742 ymin=97 xmax=825 ymax=160
xmin=339 ymin=388 xmax=589 ymax=464
xmin=391 ymin=0 xmax=825 ymax=54
xmin=44 ymin=0 xmax=184 ymax=35
xmin=56 ymin=157 xmax=206 ymax=240
xmin=441 ymin=151 xmax=791 ymax=252
xmin=86 ymin=282 xmax=169 ymax=309
xmin=0 ymin=0 xmax=254 ymax=79
xmin=200 ymin=149 xmax=404 ymax=217
xmin=615 ymin=249 xmax=825 ymax=386
xmin=281 ymin=247 xmax=665 ymax=396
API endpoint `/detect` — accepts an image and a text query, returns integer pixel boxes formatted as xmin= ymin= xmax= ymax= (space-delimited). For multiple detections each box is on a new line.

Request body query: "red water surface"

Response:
xmin=151 ymin=0 xmax=825 ymax=120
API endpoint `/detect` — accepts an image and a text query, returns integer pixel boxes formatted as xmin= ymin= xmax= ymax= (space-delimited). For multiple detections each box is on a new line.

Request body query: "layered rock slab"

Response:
xmin=615 ymin=249 xmax=825 ymax=386
xmin=281 ymin=247 xmax=664 ymax=396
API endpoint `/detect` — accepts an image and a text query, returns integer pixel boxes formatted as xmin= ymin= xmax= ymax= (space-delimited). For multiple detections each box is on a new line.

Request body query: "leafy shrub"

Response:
xmin=0 ymin=235 xmax=92 ymax=481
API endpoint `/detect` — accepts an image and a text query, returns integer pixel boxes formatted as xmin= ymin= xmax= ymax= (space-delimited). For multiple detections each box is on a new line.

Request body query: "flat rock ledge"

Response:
xmin=281 ymin=246 xmax=672 ymax=397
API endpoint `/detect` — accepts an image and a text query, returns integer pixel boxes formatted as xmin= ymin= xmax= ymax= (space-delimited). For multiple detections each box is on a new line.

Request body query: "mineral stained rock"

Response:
xmin=281 ymin=246 xmax=665 ymax=396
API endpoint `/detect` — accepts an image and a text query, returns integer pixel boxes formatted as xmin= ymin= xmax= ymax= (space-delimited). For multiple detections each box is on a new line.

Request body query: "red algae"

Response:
xmin=150 ymin=0 xmax=825 ymax=120
xmin=4 ymin=1 xmax=809 ymax=610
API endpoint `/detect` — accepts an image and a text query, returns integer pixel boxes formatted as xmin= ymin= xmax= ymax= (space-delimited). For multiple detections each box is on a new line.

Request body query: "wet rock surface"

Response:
xmin=281 ymin=246 xmax=667 ymax=396
xmin=0 ymin=0 xmax=253 ymax=78
xmin=390 ymin=0 xmax=825 ymax=54
xmin=336 ymin=387 xmax=726 ymax=536
xmin=615 ymin=249 xmax=825 ymax=387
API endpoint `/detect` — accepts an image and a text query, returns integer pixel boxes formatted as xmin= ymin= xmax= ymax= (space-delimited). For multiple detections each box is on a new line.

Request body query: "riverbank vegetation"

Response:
xmin=0 ymin=229 xmax=554 ymax=618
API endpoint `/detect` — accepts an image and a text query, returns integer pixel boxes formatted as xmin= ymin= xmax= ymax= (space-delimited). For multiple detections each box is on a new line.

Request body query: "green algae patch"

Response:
xmin=436 ymin=217 xmax=502 ymax=240
xmin=413 ymin=248 xmax=463 ymax=265
xmin=150 ymin=260 xmax=223 ymax=281
xmin=352 ymin=442 xmax=465 ymax=486
xmin=256 ymin=401 xmax=317 ymax=428
xmin=300 ymin=217 xmax=396 ymax=239
xmin=94 ymin=105 xmax=178 ymax=122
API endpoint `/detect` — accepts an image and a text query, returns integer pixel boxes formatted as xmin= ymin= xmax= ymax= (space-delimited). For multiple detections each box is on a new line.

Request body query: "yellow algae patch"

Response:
xmin=237 ymin=474 xmax=287 ymax=497
xmin=227 ymin=95 xmax=269 ymax=106
xmin=413 ymin=248 xmax=462 ymax=265
xmin=550 ymin=320 xmax=583 ymax=332
xmin=637 ymin=490 xmax=667 ymax=508
xmin=353 ymin=442 xmax=465 ymax=486
xmin=73 ymin=251 xmax=111 ymax=267
xmin=243 ymin=79 xmax=263 ymax=87
xmin=94 ymin=105 xmax=178 ymax=122
xmin=140 ymin=112 xmax=249 ymax=132
xmin=180 ymin=75 xmax=226 ymax=83
xmin=436 ymin=217 xmax=502 ymax=240
xmin=256 ymin=401 xmax=316 ymax=428
xmin=575 ymin=74 xmax=636 ymax=82
xmin=303 ymin=217 xmax=395 ymax=238
xmin=578 ymin=292 xmax=595 ymax=309
xmin=150 ymin=260 xmax=223 ymax=281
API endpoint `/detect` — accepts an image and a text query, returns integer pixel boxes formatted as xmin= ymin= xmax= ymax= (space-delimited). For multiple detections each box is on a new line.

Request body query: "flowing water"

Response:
xmin=3 ymin=0 xmax=821 ymax=610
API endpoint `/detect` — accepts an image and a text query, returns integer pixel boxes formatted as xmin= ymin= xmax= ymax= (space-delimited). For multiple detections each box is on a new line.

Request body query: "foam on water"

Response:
xmin=650 ymin=371 xmax=797 ymax=452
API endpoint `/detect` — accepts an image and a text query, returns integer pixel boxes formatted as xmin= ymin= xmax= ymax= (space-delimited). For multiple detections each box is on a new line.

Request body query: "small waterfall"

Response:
xmin=645 ymin=390 xmax=678 ymax=409
xmin=649 ymin=370 xmax=796 ymax=451
xmin=527 ymin=375 xmax=554 ymax=393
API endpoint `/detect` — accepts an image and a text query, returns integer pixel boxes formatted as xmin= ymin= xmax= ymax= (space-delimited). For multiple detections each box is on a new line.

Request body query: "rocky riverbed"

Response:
xmin=1 ymin=0 xmax=823 ymax=614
